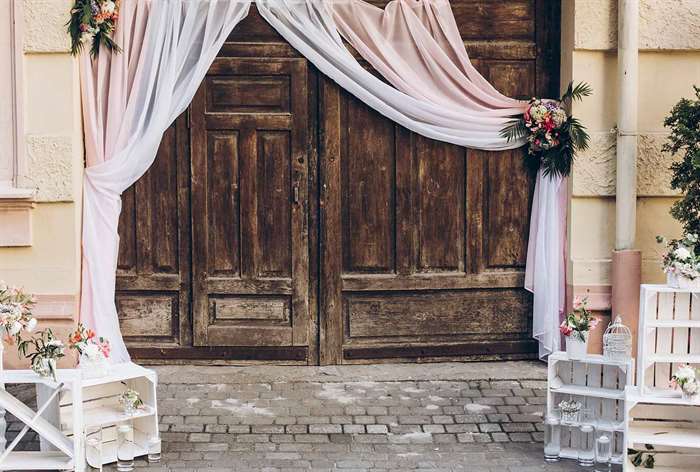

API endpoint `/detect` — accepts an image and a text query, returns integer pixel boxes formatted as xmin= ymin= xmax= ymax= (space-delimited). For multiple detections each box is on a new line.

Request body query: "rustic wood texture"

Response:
xmin=118 ymin=2 xmax=559 ymax=364
xmin=190 ymin=49 xmax=311 ymax=351
xmin=117 ymin=118 xmax=190 ymax=350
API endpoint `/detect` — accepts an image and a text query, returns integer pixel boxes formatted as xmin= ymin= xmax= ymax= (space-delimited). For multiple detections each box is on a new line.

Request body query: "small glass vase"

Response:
xmin=79 ymin=352 xmax=109 ymax=380
xmin=681 ymin=389 xmax=699 ymax=403
xmin=122 ymin=401 xmax=137 ymax=417
xmin=116 ymin=423 xmax=135 ymax=472
xmin=543 ymin=416 xmax=561 ymax=462
xmin=578 ymin=424 xmax=595 ymax=467
xmin=86 ymin=425 xmax=103 ymax=471
xmin=31 ymin=357 xmax=56 ymax=379
xmin=566 ymin=335 xmax=589 ymax=359
xmin=595 ymin=433 xmax=612 ymax=472
xmin=667 ymin=272 xmax=700 ymax=289
xmin=147 ymin=436 xmax=161 ymax=463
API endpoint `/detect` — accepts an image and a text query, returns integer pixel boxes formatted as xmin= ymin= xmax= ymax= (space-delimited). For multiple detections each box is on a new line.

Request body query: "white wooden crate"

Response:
xmin=624 ymin=386 xmax=700 ymax=472
xmin=38 ymin=362 xmax=160 ymax=469
xmin=547 ymin=352 xmax=633 ymax=464
xmin=0 ymin=369 xmax=84 ymax=471
xmin=638 ymin=285 xmax=700 ymax=399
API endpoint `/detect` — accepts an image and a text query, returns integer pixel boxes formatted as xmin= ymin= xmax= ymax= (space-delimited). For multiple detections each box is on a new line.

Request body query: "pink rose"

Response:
xmin=560 ymin=322 xmax=573 ymax=337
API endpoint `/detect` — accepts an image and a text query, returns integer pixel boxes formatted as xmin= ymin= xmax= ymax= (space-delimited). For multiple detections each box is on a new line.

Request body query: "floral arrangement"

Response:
xmin=118 ymin=388 xmax=144 ymax=415
xmin=68 ymin=323 xmax=111 ymax=360
xmin=501 ymin=82 xmax=592 ymax=178
xmin=656 ymin=233 xmax=700 ymax=280
xmin=68 ymin=0 xmax=121 ymax=57
xmin=0 ymin=281 xmax=37 ymax=345
xmin=560 ymin=297 xmax=598 ymax=343
xmin=670 ymin=364 xmax=699 ymax=399
xmin=18 ymin=329 xmax=66 ymax=381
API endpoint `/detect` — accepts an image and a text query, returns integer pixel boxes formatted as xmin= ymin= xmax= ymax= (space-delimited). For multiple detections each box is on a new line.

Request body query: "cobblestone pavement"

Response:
xmin=8 ymin=362 xmax=594 ymax=471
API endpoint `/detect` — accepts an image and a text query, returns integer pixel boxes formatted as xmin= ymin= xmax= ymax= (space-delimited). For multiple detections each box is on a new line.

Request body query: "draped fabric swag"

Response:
xmin=79 ymin=0 xmax=566 ymax=363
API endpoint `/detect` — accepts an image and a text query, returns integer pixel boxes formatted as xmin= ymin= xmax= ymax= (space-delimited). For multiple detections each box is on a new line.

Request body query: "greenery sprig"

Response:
xmin=68 ymin=0 xmax=121 ymax=57
xmin=501 ymin=81 xmax=592 ymax=178
xmin=665 ymin=86 xmax=700 ymax=239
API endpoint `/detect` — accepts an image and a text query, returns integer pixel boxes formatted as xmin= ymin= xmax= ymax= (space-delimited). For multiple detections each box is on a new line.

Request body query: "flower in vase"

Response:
xmin=674 ymin=247 xmax=692 ymax=261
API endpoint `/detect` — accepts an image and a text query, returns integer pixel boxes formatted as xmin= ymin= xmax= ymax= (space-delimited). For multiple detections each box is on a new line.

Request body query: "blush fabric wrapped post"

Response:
xmin=79 ymin=0 xmax=251 ymax=362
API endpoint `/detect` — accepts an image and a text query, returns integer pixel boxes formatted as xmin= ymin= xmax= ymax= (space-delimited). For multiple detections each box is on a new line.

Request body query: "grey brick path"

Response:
xmin=7 ymin=362 xmax=598 ymax=471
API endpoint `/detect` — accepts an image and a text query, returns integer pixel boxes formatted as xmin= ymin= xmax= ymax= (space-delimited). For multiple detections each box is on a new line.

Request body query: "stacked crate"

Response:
xmin=546 ymin=351 xmax=633 ymax=464
xmin=624 ymin=285 xmax=700 ymax=472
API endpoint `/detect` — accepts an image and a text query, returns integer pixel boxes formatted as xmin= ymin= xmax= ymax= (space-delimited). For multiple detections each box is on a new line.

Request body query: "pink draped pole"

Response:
xmin=79 ymin=0 xmax=251 ymax=362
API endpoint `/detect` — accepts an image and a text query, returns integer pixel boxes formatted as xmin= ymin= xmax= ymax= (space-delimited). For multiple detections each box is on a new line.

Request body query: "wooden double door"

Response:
xmin=115 ymin=2 xmax=559 ymax=364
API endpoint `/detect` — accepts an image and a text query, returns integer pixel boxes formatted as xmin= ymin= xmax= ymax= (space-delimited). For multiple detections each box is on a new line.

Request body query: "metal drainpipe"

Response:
xmin=612 ymin=0 xmax=642 ymax=357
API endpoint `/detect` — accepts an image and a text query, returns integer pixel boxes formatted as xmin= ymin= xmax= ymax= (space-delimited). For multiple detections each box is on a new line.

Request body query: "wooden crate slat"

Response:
xmin=655 ymin=292 xmax=675 ymax=388
xmin=691 ymin=294 xmax=700 ymax=370
xmin=642 ymin=288 xmax=658 ymax=389
xmin=672 ymin=293 xmax=691 ymax=374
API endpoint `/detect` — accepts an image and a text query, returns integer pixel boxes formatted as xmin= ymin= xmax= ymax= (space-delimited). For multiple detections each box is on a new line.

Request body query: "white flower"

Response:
xmin=552 ymin=108 xmax=567 ymax=126
xmin=8 ymin=321 xmax=22 ymax=336
xmin=684 ymin=380 xmax=699 ymax=395
xmin=674 ymin=247 xmax=692 ymax=261
xmin=47 ymin=339 xmax=64 ymax=348
xmin=101 ymin=1 xmax=116 ymax=14
xmin=80 ymin=32 xmax=93 ymax=44
xmin=26 ymin=318 xmax=37 ymax=332
xmin=675 ymin=365 xmax=696 ymax=382
xmin=83 ymin=342 xmax=101 ymax=360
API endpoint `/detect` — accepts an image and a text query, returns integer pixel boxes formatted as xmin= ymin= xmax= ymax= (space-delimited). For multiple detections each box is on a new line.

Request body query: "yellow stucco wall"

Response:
xmin=0 ymin=0 xmax=81 ymax=367
xmin=564 ymin=0 xmax=700 ymax=309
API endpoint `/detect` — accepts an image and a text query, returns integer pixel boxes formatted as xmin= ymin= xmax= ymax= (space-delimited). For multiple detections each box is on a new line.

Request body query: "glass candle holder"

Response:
xmin=117 ymin=423 xmax=135 ymax=472
xmin=86 ymin=425 xmax=103 ymax=471
xmin=580 ymin=407 xmax=596 ymax=427
xmin=595 ymin=434 xmax=612 ymax=472
xmin=543 ymin=416 xmax=561 ymax=462
xmin=611 ymin=430 xmax=625 ymax=463
xmin=147 ymin=435 xmax=161 ymax=463
xmin=578 ymin=424 xmax=595 ymax=467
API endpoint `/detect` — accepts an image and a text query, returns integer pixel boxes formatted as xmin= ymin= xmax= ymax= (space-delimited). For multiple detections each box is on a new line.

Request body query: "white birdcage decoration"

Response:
xmin=603 ymin=315 xmax=632 ymax=361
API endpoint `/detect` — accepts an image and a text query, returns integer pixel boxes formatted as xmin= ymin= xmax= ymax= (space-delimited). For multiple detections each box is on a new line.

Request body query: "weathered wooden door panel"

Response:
xmin=319 ymin=0 xmax=558 ymax=363
xmin=190 ymin=50 xmax=312 ymax=360
xmin=116 ymin=118 xmax=191 ymax=351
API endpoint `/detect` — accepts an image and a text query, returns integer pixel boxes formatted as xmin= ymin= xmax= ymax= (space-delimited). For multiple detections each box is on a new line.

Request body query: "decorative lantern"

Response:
xmin=603 ymin=315 xmax=632 ymax=361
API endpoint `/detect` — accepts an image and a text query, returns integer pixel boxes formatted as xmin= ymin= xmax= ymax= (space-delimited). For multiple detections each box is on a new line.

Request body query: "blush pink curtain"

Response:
xmin=79 ymin=0 xmax=251 ymax=363
xmin=330 ymin=0 xmax=526 ymax=117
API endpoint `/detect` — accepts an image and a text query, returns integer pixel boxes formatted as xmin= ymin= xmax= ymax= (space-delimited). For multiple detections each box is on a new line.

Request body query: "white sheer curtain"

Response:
xmin=256 ymin=0 xmax=523 ymax=150
xmin=80 ymin=0 xmax=251 ymax=362
xmin=525 ymin=172 xmax=567 ymax=358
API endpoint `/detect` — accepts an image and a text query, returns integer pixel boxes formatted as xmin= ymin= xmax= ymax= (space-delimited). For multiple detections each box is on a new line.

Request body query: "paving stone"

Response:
xmin=6 ymin=362 xmax=581 ymax=471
